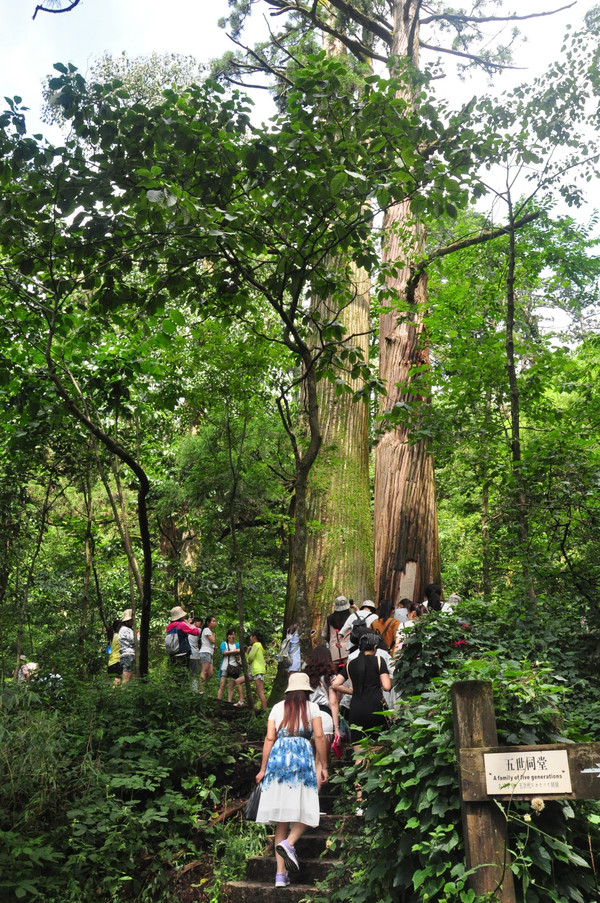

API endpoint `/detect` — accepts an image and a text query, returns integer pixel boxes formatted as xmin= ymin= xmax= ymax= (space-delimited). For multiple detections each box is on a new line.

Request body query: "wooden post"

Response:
xmin=452 ymin=680 xmax=516 ymax=902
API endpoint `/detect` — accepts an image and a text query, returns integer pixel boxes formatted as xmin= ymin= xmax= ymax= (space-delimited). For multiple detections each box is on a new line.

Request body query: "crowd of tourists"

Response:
xmin=252 ymin=585 xmax=462 ymax=888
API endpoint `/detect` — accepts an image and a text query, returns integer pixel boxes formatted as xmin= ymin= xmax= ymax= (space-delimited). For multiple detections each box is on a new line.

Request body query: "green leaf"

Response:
xmin=330 ymin=171 xmax=348 ymax=196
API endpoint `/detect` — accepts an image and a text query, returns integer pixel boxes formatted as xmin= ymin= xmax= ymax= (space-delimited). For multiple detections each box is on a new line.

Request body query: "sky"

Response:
xmin=2 ymin=0 xmax=236 ymax=130
xmin=0 ymin=0 xmax=586 ymax=126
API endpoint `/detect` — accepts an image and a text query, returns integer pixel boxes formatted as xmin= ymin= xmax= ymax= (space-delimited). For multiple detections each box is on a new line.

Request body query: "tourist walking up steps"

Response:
xmin=330 ymin=630 xmax=391 ymax=747
xmin=255 ymin=672 xmax=328 ymax=888
xmin=321 ymin=595 xmax=352 ymax=667
xmin=200 ymin=615 xmax=217 ymax=684
xmin=338 ymin=599 xmax=378 ymax=653
xmin=217 ymin=627 xmax=243 ymax=704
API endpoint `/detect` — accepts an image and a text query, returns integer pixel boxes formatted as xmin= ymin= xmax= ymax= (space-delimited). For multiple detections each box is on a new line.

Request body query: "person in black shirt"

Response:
xmin=329 ymin=631 xmax=391 ymax=745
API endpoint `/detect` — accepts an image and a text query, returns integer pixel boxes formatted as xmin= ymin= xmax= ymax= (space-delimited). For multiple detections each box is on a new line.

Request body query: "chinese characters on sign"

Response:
xmin=484 ymin=749 xmax=572 ymax=795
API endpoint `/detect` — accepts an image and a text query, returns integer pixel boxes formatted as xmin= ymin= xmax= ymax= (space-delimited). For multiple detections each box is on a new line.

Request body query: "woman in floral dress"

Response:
xmin=255 ymin=672 xmax=328 ymax=887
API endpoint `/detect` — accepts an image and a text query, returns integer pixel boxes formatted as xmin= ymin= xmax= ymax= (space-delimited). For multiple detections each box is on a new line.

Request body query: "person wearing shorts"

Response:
xmin=200 ymin=615 xmax=216 ymax=683
xmin=217 ymin=628 xmax=244 ymax=704
xmin=236 ymin=630 xmax=267 ymax=709
xmin=188 ymin=616 xmax=202 ymax=690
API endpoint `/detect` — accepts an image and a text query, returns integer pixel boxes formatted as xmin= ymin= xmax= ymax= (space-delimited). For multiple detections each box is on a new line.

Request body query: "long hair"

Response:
xmin=377 ymin=599 xmax=394 ymax=621
xmin=305 ymin=647 xmax=336 ymax=689
xmin=351 ymin=632 xmax=381 ymax=697
xmin=326 ymin=609 xmax=348 ymax=632
xmin=279 ymin=690 xmax=311 ymax=734
xmin=107 ymin=619 xmax=121 ymax=642
xmin=425 ymin=584 xmax=442 ymax=611
xmin=202 ymin=615 xmax=215 ymax=630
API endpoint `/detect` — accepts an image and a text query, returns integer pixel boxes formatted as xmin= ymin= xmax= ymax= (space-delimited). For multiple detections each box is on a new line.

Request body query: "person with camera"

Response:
xmin=217 ymin=627 xmax=243 ymax=704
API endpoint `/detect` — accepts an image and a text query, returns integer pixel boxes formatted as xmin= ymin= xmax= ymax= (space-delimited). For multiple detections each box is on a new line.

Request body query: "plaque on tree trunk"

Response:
xmin=484 ymin=749 xmax=572 ymax=795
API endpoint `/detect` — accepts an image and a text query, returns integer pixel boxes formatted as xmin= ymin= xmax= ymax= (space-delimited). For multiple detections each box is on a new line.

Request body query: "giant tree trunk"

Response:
xmin=305 ymin=263 xmax=374 ymax=626
xmin=304 ymin=26 xmax=375 ymax=626
xmin=373 ymin=4 xmax=441 ymax=606
xmin=374 ymin=229 xmax=440 ymax=605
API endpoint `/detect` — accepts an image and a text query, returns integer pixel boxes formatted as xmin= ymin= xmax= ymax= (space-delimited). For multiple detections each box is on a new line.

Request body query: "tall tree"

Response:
xmin=305 ymin=266 xmax=374 ymax=621
xmin=217 ymin=0 xmax=581 ymax=607
xmin=303 ymin=26 xmax=375 ymax=623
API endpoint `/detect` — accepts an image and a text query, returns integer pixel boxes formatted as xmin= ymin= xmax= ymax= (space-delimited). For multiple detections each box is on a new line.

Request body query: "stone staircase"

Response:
xmin=221 ymin=790 xmax=347 ymax=902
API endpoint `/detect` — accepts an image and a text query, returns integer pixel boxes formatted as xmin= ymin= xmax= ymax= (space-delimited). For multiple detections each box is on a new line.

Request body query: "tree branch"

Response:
xmin=419 ymin=41 xmax=523 ymax=71
xmin=227 ymin=34 xmax=294 ymax=86
xmin=267 ymin=0 xmax=392 ymax=45
xmin=32 ymin=0 xmax=81 ymax=20
xmin=405 ymin=211 xmax=541 ymax=302
xmin=420 ymin=4 xmax=576 ymax=27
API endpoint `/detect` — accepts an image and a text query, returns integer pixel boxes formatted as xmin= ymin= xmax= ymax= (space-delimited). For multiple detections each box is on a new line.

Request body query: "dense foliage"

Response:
xmin=2 ymin=3 xmax=600 ymax=898
xmin=0 ymin=674 xmax=267 ymax=902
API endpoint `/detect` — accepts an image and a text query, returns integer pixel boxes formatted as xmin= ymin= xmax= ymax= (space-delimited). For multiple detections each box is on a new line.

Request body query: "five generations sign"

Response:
xmin=483 ymin=749 xmax=572 ymax=795
xmin=459 ymin=741 xmax=600 ymax=802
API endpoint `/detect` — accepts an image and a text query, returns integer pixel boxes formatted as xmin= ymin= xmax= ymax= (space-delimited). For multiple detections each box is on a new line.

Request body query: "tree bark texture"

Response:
xmin=374 ymin=3 xmax=441 ymax=606
xmin=375 ymin=196 xmax=441 ymax=606
xmin=305 ymin=262 xmax=374 ymax=626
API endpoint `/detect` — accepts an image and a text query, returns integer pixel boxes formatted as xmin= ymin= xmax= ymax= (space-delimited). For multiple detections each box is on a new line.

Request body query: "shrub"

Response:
xmin=0 ymin=674 xmax=257 ymax=902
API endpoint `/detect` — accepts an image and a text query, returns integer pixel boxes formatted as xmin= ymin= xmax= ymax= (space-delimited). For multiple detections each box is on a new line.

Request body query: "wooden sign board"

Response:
xmin=459 ymin=742 xmax=600 ymax=802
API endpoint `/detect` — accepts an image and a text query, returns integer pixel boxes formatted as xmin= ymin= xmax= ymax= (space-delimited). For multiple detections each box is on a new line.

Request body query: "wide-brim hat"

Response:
xmin=334 ymin=595 xmax=350 ymax=612
xmin=169 ymin=606 xmax=187 ymax=620
xmin=360 ymin=599 xmax=376 ymax=611
xmin=121 ymin=609 xmax=133 ymax=621
xmin=285 ymin=672 xmax=312 ymax=694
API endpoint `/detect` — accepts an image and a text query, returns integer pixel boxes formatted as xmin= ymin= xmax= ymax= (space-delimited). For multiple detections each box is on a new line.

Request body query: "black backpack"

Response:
xmin=349 ymin=613 xmax=369 ymax=648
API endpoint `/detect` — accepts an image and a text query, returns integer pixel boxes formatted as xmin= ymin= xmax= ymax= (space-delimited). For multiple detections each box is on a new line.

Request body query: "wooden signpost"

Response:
xmin=452 ymin=680 xmax=600 ymax=903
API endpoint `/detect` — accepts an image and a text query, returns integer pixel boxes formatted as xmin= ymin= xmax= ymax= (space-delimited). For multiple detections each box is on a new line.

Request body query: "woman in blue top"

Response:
xmin=217 ymin=627 xmax=243 ymax=704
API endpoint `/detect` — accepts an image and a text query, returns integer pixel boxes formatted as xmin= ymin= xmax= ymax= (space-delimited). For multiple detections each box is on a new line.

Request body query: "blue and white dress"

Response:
xmin=256 ymin=700 xmax=321 ymax=827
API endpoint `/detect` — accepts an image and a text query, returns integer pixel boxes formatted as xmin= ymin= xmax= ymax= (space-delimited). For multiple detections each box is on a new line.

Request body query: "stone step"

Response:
xmin=319 ymin=793 xmax=335 ymax=813
xmin=314 ymin=812 xmax=345 ymax=832
xmin=221 ymin=880 xmax=317 ymax=903
xmin=246 ymin=855 xmax=338 ymax=883
xmin=291 ymin=832 xmax=336 ymax=858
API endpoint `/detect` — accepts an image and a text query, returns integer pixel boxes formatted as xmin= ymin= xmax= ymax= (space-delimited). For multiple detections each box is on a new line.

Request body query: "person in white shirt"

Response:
xmin=118 ymin=609 xmax=135 ymax=683
xmin=339 ymin=600 xmax=378 ymax=649
xmin=441 ymin=593 xmax=462 ymax=613
xmin=188 ymin=616 xmax=202 ymax=691
xmin=200 ymin=615 xmax=216 ymax=683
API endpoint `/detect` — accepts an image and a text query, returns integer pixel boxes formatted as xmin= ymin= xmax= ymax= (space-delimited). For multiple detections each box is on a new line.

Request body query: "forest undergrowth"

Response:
xmin=0 ymin=672 xmax=267 ymax=903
